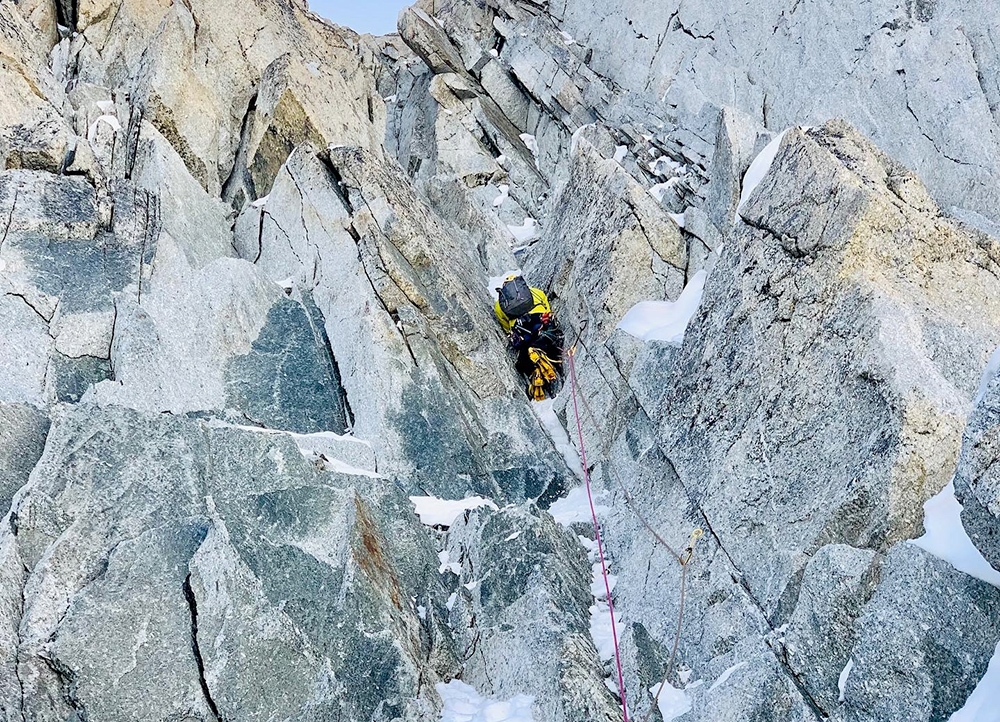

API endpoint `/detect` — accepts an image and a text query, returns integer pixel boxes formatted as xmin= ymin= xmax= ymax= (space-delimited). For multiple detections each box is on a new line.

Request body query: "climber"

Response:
xmin=494 ymin=274 xmax=565 ymax=400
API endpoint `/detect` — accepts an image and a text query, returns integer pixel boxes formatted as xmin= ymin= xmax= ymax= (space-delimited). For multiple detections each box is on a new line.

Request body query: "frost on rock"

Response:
xmin=618 ymin=270 xmax=707 ymax=345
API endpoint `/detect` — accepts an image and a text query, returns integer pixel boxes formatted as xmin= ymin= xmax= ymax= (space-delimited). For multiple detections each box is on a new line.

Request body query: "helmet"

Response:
xmin=495 ymin=272 xmax=522 ymax=293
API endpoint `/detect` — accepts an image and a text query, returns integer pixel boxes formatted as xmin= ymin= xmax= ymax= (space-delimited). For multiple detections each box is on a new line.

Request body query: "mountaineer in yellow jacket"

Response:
xmin=494 ymin=274 xmax=564 ymax=399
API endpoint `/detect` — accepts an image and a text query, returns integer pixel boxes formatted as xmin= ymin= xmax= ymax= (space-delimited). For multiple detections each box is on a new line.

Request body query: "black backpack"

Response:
xmin=498 ymin=276 xmax=535 ymax=319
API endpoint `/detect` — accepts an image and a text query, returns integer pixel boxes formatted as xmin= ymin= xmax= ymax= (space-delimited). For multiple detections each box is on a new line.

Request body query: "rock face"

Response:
xmin=2 ymin=405 xmax=451 ymax=721
xmin=1 ymin=0 xmax=999 ymax=720
xmin=955 ymin=360 xmax=1000 ymax=570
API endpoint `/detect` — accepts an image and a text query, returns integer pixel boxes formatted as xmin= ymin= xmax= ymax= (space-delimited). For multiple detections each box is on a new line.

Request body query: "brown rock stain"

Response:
xmin=352 ymin=494 xmax=404 ymax=611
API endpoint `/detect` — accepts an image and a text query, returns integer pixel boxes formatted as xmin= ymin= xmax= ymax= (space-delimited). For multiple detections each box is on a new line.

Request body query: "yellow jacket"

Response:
xmin=494 ymin=287 xmax=552 ymax=334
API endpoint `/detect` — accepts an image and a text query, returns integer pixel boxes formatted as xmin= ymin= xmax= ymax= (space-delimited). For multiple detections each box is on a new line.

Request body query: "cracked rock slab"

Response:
xmin=0 ymin=404 xmax=455 ymax=721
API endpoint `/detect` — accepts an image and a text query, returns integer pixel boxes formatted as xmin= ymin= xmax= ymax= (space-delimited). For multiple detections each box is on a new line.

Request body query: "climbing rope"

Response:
xmin=566 ymin=345 xmax=629 ymax=722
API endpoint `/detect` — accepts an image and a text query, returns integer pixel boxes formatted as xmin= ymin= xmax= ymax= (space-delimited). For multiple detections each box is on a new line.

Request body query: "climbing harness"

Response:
xmin=567 ymin=345 xmax=629 ymax=721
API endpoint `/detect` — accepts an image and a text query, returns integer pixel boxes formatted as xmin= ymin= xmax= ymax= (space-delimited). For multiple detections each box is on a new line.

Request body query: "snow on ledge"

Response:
xmin=570 ymin=123 xmax=596 ymax=155
xmin=409 ymin=495 xmax=497 ymax=528
xmin=319 ymin=457 xmax=381 ymax=479
xmin=437 ymin=680 xmax=534 ymax=722
xmin=617 ymin=270 xmax=708 ymax=345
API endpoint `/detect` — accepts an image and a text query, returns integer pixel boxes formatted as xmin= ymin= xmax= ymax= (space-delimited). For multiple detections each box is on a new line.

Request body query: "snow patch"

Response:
xmin=649 ymin=156 xmax=683 ymax=176
xmin=531 ymin=400 xmax=583 ymax=479
xmin=577 ymin=535 xmax=598 ymax=557
xmin=438 ymin=551 xmax=462 ymax=575
xmin=489 ymin=270 xmax=523 ymax=299
xmin=613 ymin=145 xmax=628 ymax=163
xmin=912 ymin=481 xmax=1000 ymax=587
xmin=200 ymin=421 xmax=375 ymax=475
xmin=589 ymin=601 xmax=621 ymax=662
xmin=507 ymin=217 xmax=538 ymax=244
xmin=493 ymin=184 xmax=510 ymax=207
xmin=549 ymin=486 xmax=608 ymax=527
xmin=436 ymin=680 xmax=534 ymax=722
xmin=591 ymin=563 xmax=617 ymax=600
xmin=319 ymin=457 xmax=381 ymax=478
xmin=618 ymin=270 xmax=708 ymax=345
xmin=650 ymin=682 xmax=692 ymax=722
xmin=838 ymin=659 xmax=854 ymax=703
xmin=648 ymin=178 xmax=680 ymax=202
xmin=669 ymin=212 xmax=686 ymax=229
xmin=519 ymin=133 xmax=539 ymax=158
xmin=558 ymin=30 xmax=576 ymax=44
xmin=570 ymin=124 xmax=596 ymax=155
xmin=251 ymin=195 xmax=270 ymax=208
xmin=737 ymin=129 xmax=791 ymax=213
xmin=409 ymin=495 xmax=498 ymax=528
xmin=87 ymin=114 xmax=122 ymax=144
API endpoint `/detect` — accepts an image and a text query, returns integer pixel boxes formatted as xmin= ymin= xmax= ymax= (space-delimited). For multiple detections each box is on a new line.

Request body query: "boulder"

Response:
xmin=843 ymin=543 xmax=1000 ymax=722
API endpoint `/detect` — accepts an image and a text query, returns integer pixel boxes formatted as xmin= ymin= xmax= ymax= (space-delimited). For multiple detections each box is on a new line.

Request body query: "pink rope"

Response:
xmin=567 ymin=347 xmax=629 ymax=721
